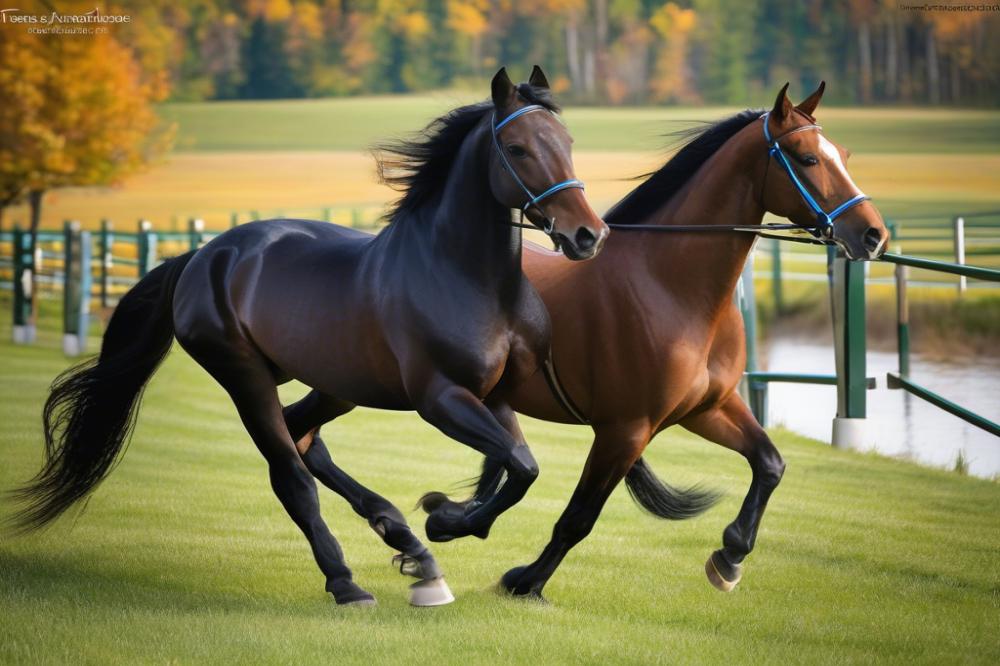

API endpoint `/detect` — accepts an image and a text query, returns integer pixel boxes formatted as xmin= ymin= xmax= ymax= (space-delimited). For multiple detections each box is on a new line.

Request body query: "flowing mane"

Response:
xmin=375 ymin=84 xmax=559 ymax=221
xmin=603 ymin=109 xmax=763 ymax=225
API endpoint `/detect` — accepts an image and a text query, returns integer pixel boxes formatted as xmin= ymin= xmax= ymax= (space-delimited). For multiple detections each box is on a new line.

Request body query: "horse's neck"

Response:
xmin=637 ymin=130 xmax=765 ymax=310
xmin=425 ymin=125 xmax=524 ymax=287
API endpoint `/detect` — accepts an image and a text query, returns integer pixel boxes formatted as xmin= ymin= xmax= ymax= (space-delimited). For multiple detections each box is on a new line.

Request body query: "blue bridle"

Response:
xmin=761 ymin=111 xmax=870 ymax=238
xmin=492 ymin=104 xmax=585 ymax=235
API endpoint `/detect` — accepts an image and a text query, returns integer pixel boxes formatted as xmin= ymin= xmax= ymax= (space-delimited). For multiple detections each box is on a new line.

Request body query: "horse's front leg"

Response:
xmin=416 ymin=380 xmax=539 ymax=542
xmin=681 ymin=393 xmax=785 ymax=591
xmin=500 ymin=422 xmax=650 ymax=601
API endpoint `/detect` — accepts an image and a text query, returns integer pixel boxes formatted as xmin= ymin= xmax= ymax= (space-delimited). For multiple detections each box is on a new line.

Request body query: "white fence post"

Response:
xmin=954 ymin=216 xmax=966 ymax=295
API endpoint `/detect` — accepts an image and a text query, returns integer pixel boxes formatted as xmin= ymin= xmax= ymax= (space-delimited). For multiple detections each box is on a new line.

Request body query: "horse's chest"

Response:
xmin=426 ymin=302 xmax=547 ymax=398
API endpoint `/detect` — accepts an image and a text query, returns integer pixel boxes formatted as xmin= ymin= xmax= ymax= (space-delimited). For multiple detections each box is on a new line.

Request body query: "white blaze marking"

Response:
xmin=817 ymin=135 xmax=862 ymax=196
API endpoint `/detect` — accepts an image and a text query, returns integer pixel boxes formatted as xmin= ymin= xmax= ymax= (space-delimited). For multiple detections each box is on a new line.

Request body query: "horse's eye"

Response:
xmin=507 ymin=145 xmax=528 ymax=158
xmin=801 ymin=154 xmax=819 ymax=166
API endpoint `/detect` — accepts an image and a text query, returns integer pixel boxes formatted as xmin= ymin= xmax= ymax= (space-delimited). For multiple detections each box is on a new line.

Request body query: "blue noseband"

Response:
xmin=492 ymin=104 xmax=585 ymax=236
xmin=761 ymin=111 xmax=870 ymax=238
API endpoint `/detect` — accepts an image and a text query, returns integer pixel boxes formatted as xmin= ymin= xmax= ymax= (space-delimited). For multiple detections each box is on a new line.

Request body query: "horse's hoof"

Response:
xmin=499 ymin=565 xmax=527 ymax=593
xmin=330 ymin=579 xmax=377 ymax=606
xmin=409 ymin=577 xmax=455 ymax=607
xmin=497 ymin=566 xmax=547 ymax=602
xmin=341 ymin=596 xmax=378 ymax=608
xmin=425 ymin=503 xmax=469 ymax=542
xmin=705 ymin=550 xmax=742 ymax=592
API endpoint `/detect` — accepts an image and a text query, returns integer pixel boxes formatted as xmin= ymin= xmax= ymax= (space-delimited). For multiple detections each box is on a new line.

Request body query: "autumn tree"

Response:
xmin=0 ymin=3 xmax=172 ymax=322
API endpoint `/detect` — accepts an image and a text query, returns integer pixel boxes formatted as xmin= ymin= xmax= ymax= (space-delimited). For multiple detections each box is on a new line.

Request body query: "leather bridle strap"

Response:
xmin=760 ymin=111 xmax=870 ymax=238
xmin=492 ymin=105 xmax=585 ymax=236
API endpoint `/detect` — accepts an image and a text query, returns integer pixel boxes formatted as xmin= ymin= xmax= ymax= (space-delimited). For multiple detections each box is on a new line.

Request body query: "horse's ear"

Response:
xmin=528 ymin=65 xmax=550 ymax=90
xmin=771 ymin=82 xmax=793 ymax=122
xmin=492 ymin=67 xmax=516 ymax=109
xmin=796 ymin=80 xmax=826 ymax=117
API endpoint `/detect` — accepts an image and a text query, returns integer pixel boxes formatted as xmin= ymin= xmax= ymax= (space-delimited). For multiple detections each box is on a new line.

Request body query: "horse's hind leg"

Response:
xmin=284 ymin=391 xmax=452 ymax=606
xmin=203 ymin=366 xmax=374 ymax=605
xmin=681 ymin=393 xmax=785 ymax=592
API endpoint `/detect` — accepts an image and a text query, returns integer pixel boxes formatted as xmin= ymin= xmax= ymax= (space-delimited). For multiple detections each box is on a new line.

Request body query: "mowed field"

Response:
xmin=1 ymin=312 xmax=999 ymax=664
xmin=6 ymin=96 xmax=999 ymax=233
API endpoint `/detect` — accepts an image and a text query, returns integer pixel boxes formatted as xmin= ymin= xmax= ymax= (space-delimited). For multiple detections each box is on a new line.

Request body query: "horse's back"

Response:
xmin=172 ymin=219 xmax=387 ymax=380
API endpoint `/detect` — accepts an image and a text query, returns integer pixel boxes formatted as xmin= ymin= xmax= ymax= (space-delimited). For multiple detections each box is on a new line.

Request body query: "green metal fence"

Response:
xmin=740 ymin=243 xmax=1000 ymax=447
xmin=881 ymin=252 xmax=1000 ymax=437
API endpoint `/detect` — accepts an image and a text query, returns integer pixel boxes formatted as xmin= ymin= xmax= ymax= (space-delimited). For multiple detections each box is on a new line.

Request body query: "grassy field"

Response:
xmin=1 ymin=311 xmax=999 ymax=663
xmin=2 ymin=96 xmax=998 ymax=231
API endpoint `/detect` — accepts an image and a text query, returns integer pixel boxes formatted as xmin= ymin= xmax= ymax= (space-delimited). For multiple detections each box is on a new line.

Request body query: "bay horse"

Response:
xmin=429 ymin=82 xmax=891 ymax=599
xmin=9 ymin=67 xmax=609 ymax=607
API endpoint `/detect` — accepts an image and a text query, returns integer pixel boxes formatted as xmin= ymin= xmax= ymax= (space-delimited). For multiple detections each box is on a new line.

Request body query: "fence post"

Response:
xmin=188 ymin=217 xmax=205 ymax=251
xmin=137 ymin=219 xmax=157 ymax=277
xmin=62 ymin=221 xmax=92 ymax=356
xmin=831 ymin=251 xmax=868 ymax=449
xmin=99 ymin=218 xmax=113 ymax=308
xmin=954 ymin=215 xmax=966 ymax=295
xmin=351 ymin=209 xmax=362 ymax=228
xmin=12 ymin=225 xmax=36 ymax=344
xmin=323 ymin=207 xmax=332 ymax=223
xmin=230 ymin=212 xmax=239 ymax=229
xmin=737 ymin=253 xmax=767 ymax=426
xmin=770 ymin=238 xmax=783 ymax=314
xmin=895 ymin=262 xmax=910 ymax=377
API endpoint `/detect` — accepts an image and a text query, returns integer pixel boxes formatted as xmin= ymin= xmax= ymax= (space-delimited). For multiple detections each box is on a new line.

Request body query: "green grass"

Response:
xmin=161 ymin=96 xmax=1000 ymax=155
xmin=1 ymin=315 xmax=999 ymax=663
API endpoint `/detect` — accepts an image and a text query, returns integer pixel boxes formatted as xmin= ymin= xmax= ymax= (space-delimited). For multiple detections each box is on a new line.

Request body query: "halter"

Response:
xmin=604 ymin=113 xmax=871 ymax=241
xmin=491 ymin=104 xmax=585 ymax=236
xmin=760 ymin=111 xmax=869 ymax=239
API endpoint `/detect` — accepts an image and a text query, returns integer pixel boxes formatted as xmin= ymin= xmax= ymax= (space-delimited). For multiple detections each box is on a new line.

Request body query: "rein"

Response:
xmin=491 ymin=104 xmax=585 ymax=236
xmin=606 ymin=112 xmax=870 ymax=242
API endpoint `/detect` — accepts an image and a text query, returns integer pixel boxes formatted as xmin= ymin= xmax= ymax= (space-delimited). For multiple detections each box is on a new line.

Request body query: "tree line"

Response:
xmin=113 ymin=0 xmax=997 ymax=106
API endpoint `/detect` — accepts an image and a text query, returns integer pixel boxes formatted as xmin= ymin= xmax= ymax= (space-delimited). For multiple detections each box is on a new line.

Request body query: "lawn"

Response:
xmin=1 ymin=316 xmax=998 ymax=663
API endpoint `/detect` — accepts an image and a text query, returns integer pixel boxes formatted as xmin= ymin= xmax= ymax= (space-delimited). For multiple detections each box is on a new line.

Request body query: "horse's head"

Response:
xmin=488 ymin=67 xmax=608 ymax=261
xmin=760 ymin=82 xmax=889 ymax=260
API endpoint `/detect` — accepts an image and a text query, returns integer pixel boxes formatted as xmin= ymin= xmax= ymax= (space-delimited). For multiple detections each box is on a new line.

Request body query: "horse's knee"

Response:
xmin=507 ymin=445 xmax=539 ymax=482
xmin=368 ymin=499 xmax=408 ymax=528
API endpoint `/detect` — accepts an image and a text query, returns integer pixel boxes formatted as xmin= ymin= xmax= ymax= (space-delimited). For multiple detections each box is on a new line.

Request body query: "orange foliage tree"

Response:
xmin=0 ymin=13 xmax=172 ymax=232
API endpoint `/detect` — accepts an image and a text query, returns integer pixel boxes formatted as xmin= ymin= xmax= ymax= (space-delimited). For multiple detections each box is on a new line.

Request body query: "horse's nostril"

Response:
xmin=574 ymin=227 xmax=597 ymax=251
xmin=863 ymin=227 xmax=884 ymax=253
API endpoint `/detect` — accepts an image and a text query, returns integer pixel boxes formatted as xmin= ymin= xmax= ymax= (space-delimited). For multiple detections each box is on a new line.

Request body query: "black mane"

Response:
xmin=603 ymin=108 xmax=764 ymax=225
xmin=375 ymin=84 xmax=559 ymax=220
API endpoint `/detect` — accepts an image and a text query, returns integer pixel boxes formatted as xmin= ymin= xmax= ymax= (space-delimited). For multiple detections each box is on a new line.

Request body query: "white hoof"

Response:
xmin=409 ymin=577 xmax=455 ymax=607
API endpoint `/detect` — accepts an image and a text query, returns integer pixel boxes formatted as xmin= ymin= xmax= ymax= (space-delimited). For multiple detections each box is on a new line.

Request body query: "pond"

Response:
xmin=764 ymin=337 xmax=1000 ymax=479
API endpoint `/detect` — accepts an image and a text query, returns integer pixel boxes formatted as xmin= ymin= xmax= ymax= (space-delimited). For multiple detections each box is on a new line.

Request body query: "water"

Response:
xmin=764 ymin=337 xmax=1000 ymax=479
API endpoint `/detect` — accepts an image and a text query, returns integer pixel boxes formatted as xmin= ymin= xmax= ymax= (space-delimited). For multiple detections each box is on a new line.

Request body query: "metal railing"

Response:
xmin=881 ymin=252 xmax=1000 ymax=437
xmin=739 ymin=242 xmax=1000 ymax=446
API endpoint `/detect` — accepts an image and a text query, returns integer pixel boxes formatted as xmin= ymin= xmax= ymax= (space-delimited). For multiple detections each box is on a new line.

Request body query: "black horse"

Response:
xmin=10 ymin=67 xmax=608 ymax=607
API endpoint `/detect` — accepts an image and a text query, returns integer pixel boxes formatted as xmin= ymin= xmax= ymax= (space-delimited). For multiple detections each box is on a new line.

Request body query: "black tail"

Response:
xmin=8 ymin=252 xmax=195 ymax=532
xmin=624 ymin=456 xmax=722 ymax=520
